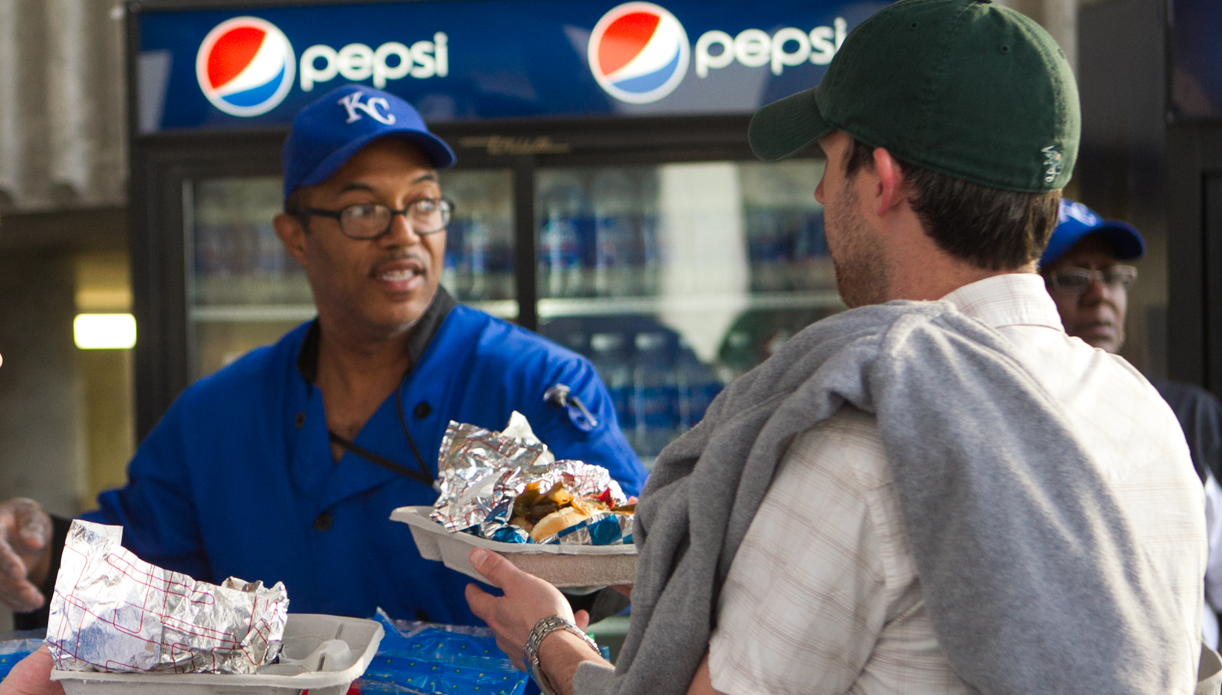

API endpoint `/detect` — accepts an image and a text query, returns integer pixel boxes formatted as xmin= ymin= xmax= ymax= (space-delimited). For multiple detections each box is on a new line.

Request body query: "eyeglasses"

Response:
xmin=297 ymin=198 xmax=454 ymax=239
xmin=1045 ymin=265 xmax=1138 ymax=294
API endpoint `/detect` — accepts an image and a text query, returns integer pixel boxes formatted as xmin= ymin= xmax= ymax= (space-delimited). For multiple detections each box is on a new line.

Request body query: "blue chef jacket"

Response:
xmin=81 ymin=292 xmax=647 ymax=625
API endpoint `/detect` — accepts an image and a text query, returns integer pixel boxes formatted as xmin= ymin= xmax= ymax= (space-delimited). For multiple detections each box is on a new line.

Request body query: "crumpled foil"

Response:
xmin=47 ymin=520 xmax=288 ymax=675
xmin=431 ymin=412 xmax=629 ymax=544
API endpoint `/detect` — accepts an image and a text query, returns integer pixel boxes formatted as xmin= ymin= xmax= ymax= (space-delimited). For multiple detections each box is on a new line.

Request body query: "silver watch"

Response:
xmin=522 ymin=614 xmax=600 ymax=695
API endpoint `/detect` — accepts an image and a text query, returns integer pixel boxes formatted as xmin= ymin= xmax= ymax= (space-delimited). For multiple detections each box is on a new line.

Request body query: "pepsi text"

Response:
xmin=695 ymin=19 xmax=847 ymax=78
xmin=300 ymin=33 xmax=450 ymax=91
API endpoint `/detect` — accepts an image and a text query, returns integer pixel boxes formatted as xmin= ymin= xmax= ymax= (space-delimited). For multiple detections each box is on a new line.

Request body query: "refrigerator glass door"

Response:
xmin=185 ymin=169 xmax=515 ymax=381
xmin=536 ymin=160 xmax=841 ymax=465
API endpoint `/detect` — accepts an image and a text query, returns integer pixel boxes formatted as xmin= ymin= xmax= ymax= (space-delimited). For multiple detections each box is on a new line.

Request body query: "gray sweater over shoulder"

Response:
xmin=574 ymin=300 xmax=1193 ymax=695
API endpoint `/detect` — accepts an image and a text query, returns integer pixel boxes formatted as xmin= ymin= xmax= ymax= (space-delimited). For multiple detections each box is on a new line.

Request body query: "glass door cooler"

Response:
xmin=533 ymin=159 xmax=836 ymax=463
xmin=128 ymin=0 xmax=887 ymax=460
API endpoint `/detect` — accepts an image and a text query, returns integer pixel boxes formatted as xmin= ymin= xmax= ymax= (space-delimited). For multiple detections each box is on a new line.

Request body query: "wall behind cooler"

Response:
xmin=0 ymin=0 xmax=127 ymax=212
xmin=1077 ymin=0 xmax=1168 ymax=377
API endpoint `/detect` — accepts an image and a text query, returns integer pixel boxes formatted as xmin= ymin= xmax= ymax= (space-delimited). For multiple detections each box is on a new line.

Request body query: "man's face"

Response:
xmin=276 ymin=139 xmax=446 ymax=339
xmin=1043 ymin=234 xmax=1129 ymax=353
xmin=816 ymin=130 xmax=889 ymax=308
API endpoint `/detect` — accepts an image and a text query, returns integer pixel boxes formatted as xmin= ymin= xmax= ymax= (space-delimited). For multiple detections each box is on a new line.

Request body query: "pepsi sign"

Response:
xmin=138 ymin=0 xmax=890 ymax=132
xmin=589 ymin=3 xmax=690 ymax=105
xmin=196 ymin=17 xmax=295 ymax=117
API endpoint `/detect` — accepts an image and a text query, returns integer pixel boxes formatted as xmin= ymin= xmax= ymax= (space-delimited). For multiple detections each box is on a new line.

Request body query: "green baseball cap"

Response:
xmin=749 ymin=0 xmax=1080 ymax=193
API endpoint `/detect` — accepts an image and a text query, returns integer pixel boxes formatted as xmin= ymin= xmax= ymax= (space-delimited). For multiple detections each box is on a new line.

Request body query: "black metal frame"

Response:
xmin=1166 ymin=124 xmax=1222 ymax=393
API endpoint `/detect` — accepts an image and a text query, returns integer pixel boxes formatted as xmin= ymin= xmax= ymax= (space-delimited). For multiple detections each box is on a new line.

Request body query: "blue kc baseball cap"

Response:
xmin=1039 ymin=199 xmax=1145 ymax=268
xmin=282 ymin=84 xmax=456 ymax=200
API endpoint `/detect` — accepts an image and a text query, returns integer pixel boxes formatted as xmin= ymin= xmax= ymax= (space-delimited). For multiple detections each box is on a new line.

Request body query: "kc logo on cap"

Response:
xmin=338 ymin=90 xmax=396 ymax=125
xmin=281 ymin=84 xmax=456 ymax=200
xmin=1059 ymin=200 xmax=1099 ymax=227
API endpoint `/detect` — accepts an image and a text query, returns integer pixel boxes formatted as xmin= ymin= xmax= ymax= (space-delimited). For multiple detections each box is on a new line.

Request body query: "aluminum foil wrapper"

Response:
xmin=47 ymin=520 xmax=289 ymax=675
xmin=431 ymin=412 xmax=628 ymax=544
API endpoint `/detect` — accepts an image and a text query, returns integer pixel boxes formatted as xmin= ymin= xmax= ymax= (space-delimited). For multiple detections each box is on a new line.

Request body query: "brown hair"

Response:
xmin=844 ymin=138 xmax=1061 ymax=270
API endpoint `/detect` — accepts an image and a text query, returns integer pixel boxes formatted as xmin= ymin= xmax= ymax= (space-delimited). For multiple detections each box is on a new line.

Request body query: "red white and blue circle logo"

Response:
xmin=196 ymin=17 xmax=296 ymax=117
xmin=589 ymin=3 xmax=690 ymax=104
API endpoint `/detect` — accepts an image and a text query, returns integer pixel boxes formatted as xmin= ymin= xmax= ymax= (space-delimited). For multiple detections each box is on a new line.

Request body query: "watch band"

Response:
xmin=522 ymin=615 xmax=600 ymax=695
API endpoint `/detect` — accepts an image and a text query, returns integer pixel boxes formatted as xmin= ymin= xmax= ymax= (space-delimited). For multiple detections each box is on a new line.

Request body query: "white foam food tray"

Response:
xmin=50 ymin=614 xmax=383 ymax=695
xmin=391 ymin=505 xmax=638 ymax=588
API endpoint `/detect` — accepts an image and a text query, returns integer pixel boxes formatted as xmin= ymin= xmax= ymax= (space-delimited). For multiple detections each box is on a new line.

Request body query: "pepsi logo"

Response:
xmin=196 ymin=17 xmax=296 ymax=117
xmin=589 ymin=2 xmax=690 ymax=104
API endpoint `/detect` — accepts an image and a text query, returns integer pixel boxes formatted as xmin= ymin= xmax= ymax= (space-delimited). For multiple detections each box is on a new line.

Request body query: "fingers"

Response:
xmin=0 ymin=499 xmax=50 ymax=560
xmin=0 ymin=539 xmax=43 ymax=613
xmin=464 ymin=582 xmax=495 ymax=624
xmin=465 ymin=584 xmax=528 ymax=671
xmin=468 ymin=548 xmax=524 ymax=589
xmin=0 ymin=581 xmax=44 ymax=613
xmin=0 ymin=499 xmax=50 ymax=613
xmin=0 ymin=536 xmax=29 ymax=579
xmin=14 ymin=504 xmax=50 ymax=554
xmin=574 ymin=609 xmax=590 ymax=631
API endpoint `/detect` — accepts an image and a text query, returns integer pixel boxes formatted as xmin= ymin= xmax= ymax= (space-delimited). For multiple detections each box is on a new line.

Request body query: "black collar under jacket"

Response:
xmin=296 ymin=286 xmax=458 ymax=383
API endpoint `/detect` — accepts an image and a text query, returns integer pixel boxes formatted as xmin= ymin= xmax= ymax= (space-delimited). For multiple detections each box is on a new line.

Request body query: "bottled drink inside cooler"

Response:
xmin=187 ymin=176 xmax=311 ymax=380
xmin=536 ymin=168 xmax=662 ymax=301
xmin=441 ymin=170 xmax=516 ymax=310
xmin=536 ymin=159 xmax=841 ymax=465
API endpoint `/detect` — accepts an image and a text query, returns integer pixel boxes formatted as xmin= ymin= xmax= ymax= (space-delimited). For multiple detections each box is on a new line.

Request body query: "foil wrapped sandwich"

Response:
xmin=47 ymin=520 xmax=288 ymax=675
xmin=431 ymin=412 xmax=634 ymax=545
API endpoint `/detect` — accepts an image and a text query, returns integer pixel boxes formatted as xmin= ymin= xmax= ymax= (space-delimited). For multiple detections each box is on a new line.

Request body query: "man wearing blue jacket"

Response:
xmin=0 ymin=85 xmax=647 ymax=628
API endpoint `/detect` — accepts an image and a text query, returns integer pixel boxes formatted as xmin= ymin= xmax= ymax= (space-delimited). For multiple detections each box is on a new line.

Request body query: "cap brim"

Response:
xmin=1040 ymin=220 xmax=1146 ymax=267
xmin=1095 ymin=221 xmax=1145 ymax=260
xmin=749 ymin=87 xmax=835 ymax=161
xmin=299 ymin=130 xmax=456 ymax=190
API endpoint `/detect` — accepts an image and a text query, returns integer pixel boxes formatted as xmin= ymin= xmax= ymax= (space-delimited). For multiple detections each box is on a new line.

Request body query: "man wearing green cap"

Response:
xmin=465 ymin=1 xmax=1206 ymax=694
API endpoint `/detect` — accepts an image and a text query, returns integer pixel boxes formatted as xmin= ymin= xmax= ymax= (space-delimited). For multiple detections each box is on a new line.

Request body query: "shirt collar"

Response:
xmin=939 ymin=273 xmax=1064 ymax=332
xmin=296 ymin=285 xmax=458 ymax=383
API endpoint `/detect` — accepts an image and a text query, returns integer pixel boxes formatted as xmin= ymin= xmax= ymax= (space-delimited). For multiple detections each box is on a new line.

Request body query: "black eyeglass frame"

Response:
xmin=296 ymin=197 xmax=455 ymax=239
xmin=1045 ymin=265 xmax=1139 ymax=295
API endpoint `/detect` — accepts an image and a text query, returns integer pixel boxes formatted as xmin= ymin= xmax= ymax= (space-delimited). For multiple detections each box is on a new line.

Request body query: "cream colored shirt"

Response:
xmin=708 ymin=273 xmax=1205 ymax=695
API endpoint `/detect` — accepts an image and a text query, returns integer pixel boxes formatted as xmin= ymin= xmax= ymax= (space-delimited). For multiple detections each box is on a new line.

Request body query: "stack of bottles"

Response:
xmin=536 ymin=169 xmax=661 ymax=299
xmin=441 ymin=172 xmax=516 ymax=303
xmin=739 ymin=163 xmax=830 ymax=294
xmin=192 ymin=178 xmax=311 ymax=306
xmin=542 ymin=316 xmax=723 ymax=463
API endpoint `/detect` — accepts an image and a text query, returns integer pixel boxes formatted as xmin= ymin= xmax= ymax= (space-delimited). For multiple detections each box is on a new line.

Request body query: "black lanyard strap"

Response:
xmin=321 ymin=372 xmax=436 ymax=489
xmin=328 ymin=430 xmax=435 ymax=488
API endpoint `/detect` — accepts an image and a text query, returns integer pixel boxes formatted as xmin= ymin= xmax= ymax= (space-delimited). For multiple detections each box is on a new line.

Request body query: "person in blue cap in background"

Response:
xmin=1039 ymin=199 xmax=1145 ymax=356
xmin=0 ymin=84 xmax=647 ymax=630
xmin=1041 ymin=198 xmax=1222 ymax=648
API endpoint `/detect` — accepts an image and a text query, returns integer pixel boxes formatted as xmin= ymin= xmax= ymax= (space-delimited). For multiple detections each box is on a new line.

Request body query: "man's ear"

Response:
xmin=871 ymin=147 xmax=909 ymax=220
xmin=274 ymin=213 xmax=309 ymax=267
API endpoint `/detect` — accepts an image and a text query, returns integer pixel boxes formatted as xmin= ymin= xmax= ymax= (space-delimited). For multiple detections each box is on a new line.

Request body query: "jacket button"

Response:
xmin=295 ymin=412 xmax=306 ymax=429
xmin=314 ymin=512 xmax=333 ymax=531
xmin=414 ymin=402 xmax=431 ymax=418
